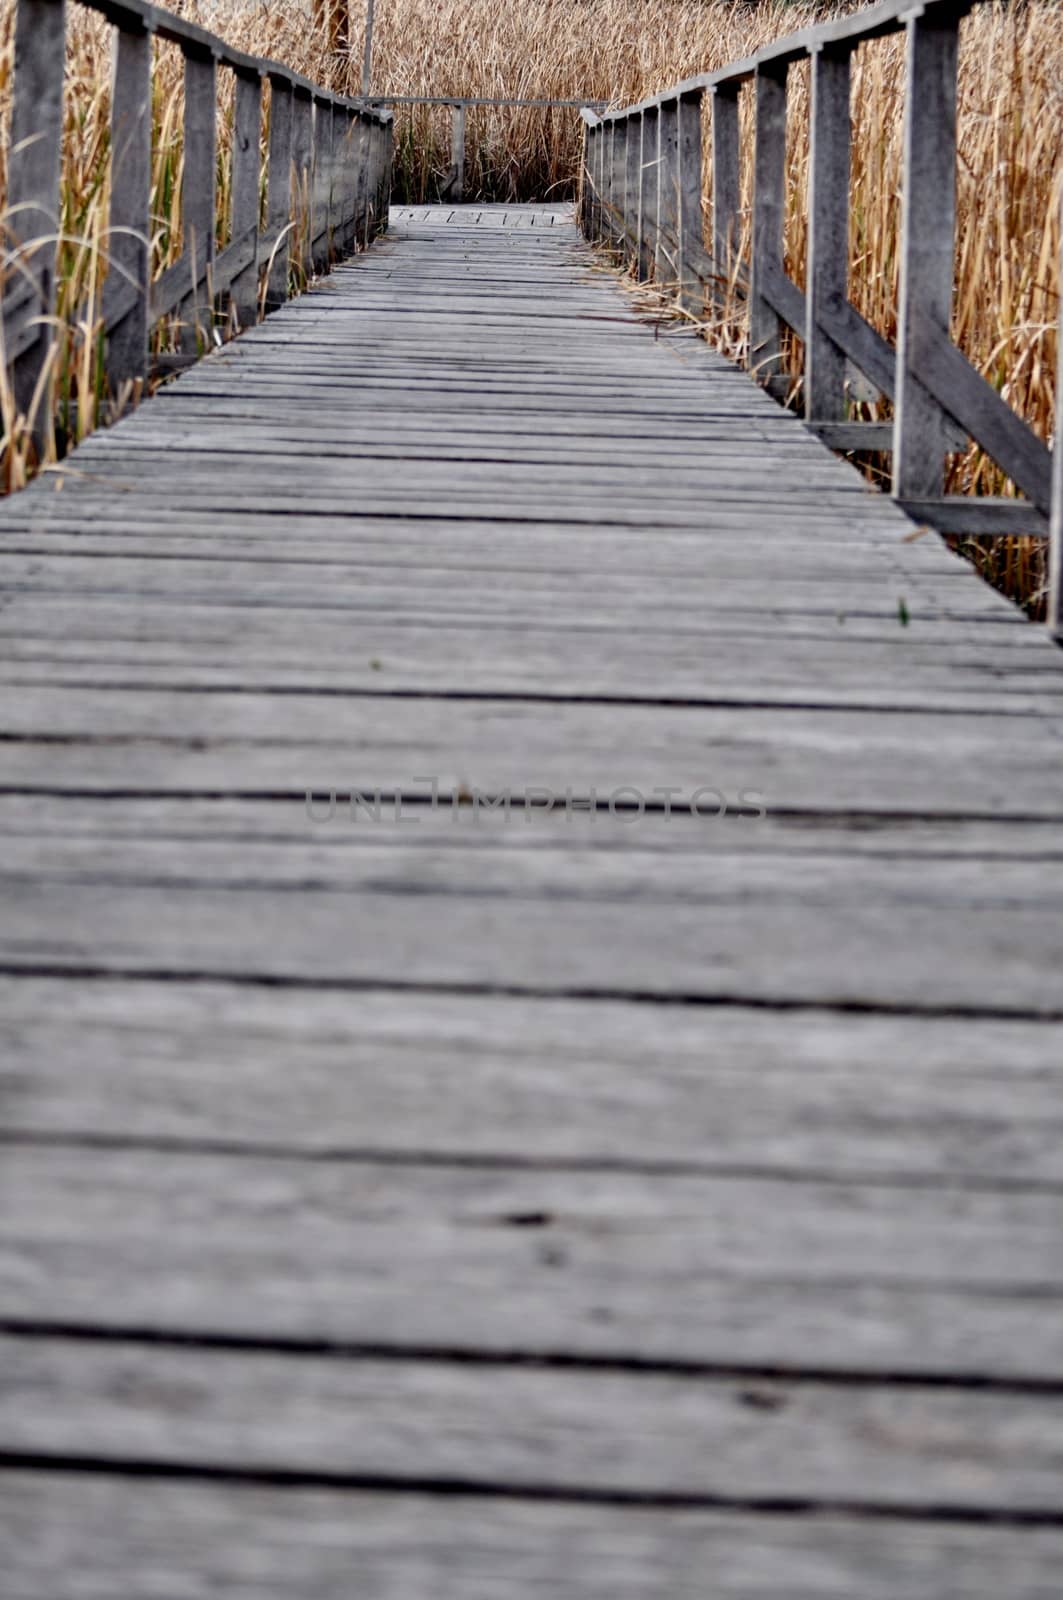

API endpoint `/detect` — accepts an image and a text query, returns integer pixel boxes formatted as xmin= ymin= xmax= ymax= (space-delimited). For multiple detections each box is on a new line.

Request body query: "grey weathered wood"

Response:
xmin=904 ymin=310 xmax=1052 ymax=512
xmin=582 ymin=123 xmax=598 ymax=236
xmin=805 ymin=45 xmax=850 ymax=420
xmin=3 ymin=205 xmax=1063 ymax=1594
xmin=178 ymin=48 xmax=217 ymax=356
xmin=103 ymin=16 xmax=152 ymax=393
xmin=897 ymin=497 xmax=1049 ymax=538
xmin=892 ymin=7 xmax=959 ymax=498
xmin=3 ymin=1142 xmax=1063 ymax=1378
xmin=639 ymin=107 xmax=659 ymax=279
xmin=448 ymin=103 xmax=466 ymax=204
xmin=655 ymin=99 xmax=680 ymax=284
xmin=3 ymin=966 xmax=1062 ymax=1180
xmin=290 ymin=87 xmax=314 ymax=282
xmin=5 ymin=1475 xmax=1063 ymax=1600
xmin=711 ymin=83 xmax=741 ymax=301
xmin=622 ymin=115 xmax=640 ymax=263
xmin=310 ymin=95 xmax=333 ymax=271
xmin=6 ymin=1333 xmax=1063 ymax=1510
xmin=1053 ymin=191 xmax=1063 ymax=637
xmin=609 ymin=120 xmax=627 ymax=251
xmin=676 ymin=91 xmax=704 ymax=314
xmin=5 ymin=0 xmax=67 ymax=436
xmin=228 ymin=69 xmax=262 ymax=328
xmin=264 ymin=73 xmax=294 ymax=311
xmin=750 ymin=64 xmax=788 ymax=384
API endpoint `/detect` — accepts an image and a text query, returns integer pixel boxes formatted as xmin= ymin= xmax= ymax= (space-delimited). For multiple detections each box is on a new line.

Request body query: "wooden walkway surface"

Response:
xmin=1 ymin=204 xmax=1063 ymax=1596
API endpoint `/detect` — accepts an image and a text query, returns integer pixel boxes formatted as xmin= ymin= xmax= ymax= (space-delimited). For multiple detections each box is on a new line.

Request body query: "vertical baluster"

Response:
xmin=5 ymin=0 xmax=67 ymax=439
xmin=1049 ymin=191 xmax=1063 ymax=638
xmin=367 ymin=121 xmax=383 ymax=238
xmin=312 ymin=94 xmax=334 ymax=272
xmin=229 ymin=67 xmax=262 ymax=329
xmin=806 ymin=44 xmax=850 ymax=420
xmin=594 ymin=120 xmax=606 ymax=243
xmin=450 ymin=104 xmax=466 ymax=203
xmin=635 ymin=113 xmax=650 ymax=280
xmin=337 ymin=106 xmax=358 ymax=257
xmin=264 ymin=72 xmax=293 ymax=312
xmin=893 ymin=9 xmax=960 ymax=499
xmin=180 ymin=46 xmax=217 ymax=355
xmin=750 ymin=63 xmax=787 ymax=386
xmin=579 ymin=120 xmax=592 ymax=236
xmin=291 ymin=86 xmax=314 ymax=282
xmin=105 ymin=15 xmax=152 ymax=393
xmin=676 ymin=89 xmax=704 ymax=314
xmin=639 ymin=105 xmax=659 ymax=278
xmin=712 ymin=82 xmax=741 ymax=304
xmin=603 ymin=120 xmax=614 ymax=245
xmin=623 ymin=113 xmax=640 ymax=264
xmin=655 ymin=98 xmax=679 ymax=285
xmin=378 ymin=114 xmax=394 ymax=231
xmin=353 ymin=114 xmax=371 ymax=250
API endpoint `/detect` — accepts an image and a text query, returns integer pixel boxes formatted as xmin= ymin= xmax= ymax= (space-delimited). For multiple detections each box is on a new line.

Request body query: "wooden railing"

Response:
xmin=577 ymin=0 xmax=1063 ymax=637
xmin=2 ymin=0 xmax=394 ymax=427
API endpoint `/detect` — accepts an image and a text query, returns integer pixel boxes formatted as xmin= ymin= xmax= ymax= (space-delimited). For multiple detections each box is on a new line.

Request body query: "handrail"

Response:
xmin=2 ymin=0 xmax=395 ymax=439
xmin=577 ymin=0 xmax=1063 ymax=637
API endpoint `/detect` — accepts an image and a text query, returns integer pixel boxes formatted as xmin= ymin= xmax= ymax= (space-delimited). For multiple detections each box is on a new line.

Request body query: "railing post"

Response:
xmin=893 ymin=8 xmax=960 ymax=499
xmin=291 ymin=85 xmax=314 ymax=282
xmin=338 ymin=107 xmax=359 ymax=257
xmin=594 ymin=120 xmax=607 ymax=243
xmin=639 ymin=105 xmax=659 ymax=278
xmin=711 ymin=83 xmax=740 ymax=304
xmin=805 ymin=44 xmax=851 ymax=421
xmin=622 ymin=114 xmax=639 ymax=263
xmin=104 ymin=14 xmax=152 ymax=393
xmin=229 ymin=67 xmax=263 ymax=329
xmin=579 ymin=120 xmax=593 ymax=236
xmin=5 ymin=0 xmax=67 ymax=439
xmin=354 ymin=115 xmax=372 ymax=249
xmin=180 ymin=45 xmax=217 ymax=355
xmin=450 ymin=103 xmax=466 ymax=203
xmin=264 ymin=72 xmax=293 ymax=311
xmin=311 ymin=94 xmax=335 ymax=273
xmin=676 ymin=89 xmax=704 ymax=314
xmin=1050 ymin=197 xmax=1063 ymax=638
xmin=367 ymin=121 xmax=384 ymax=238
xmin=656 ymin=98 xmax=679 ymax=285
xmin=750 ymin=62 xmax=787 ymax=385
xmin=379 ymin=114 xmax=394 ymax=231
xmin=603 ymin=120 xmax=615 ymax=246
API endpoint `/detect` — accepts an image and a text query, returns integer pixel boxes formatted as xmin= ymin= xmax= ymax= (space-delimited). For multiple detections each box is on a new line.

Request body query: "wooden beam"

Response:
xmin=893 ymin=7 xmax=959 ymax=498
xmin=5 ymin=0 xmax=67 ymax=440
xmin=805 ymin=45 xmax=850 ymax=420
xmin=228 ymin=70 xmax=262 ymax=328
xmin=178 ymin=48 xmax=217 ymax=356
xmin=750 ymin=63 xmax=788 ymax=385
xmin=104 ymin=15 xmax=152 ymax=392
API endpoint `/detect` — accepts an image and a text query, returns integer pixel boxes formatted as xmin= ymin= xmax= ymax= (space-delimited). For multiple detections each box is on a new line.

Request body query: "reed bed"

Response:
xmin=0 ymin=0 xmax=1059 ymax=611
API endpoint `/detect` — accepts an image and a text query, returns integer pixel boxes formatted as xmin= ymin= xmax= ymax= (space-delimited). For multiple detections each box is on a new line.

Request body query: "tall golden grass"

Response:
xmin=0 ymin=0 xmax=1059 ymax=610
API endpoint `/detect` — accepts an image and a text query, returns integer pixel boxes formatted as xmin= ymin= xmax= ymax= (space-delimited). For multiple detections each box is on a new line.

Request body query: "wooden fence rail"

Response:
xmin=578 ymin=0 xmax=1063 ymax=637
xmin=2 ymin=0 xmax=394 ymax=423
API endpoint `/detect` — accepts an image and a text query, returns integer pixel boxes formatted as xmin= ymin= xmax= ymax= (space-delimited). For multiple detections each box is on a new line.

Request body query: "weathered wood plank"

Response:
xmin=2 ymin=1144 xmax=1062 ymax=1378
xmin=4 ymin=1474 xmax=1062 ymax=1600
xmin=2 ymin=967 xmax=1062 ymax=1181
xmin=4 ymin=1334 xmax=1063 ymax=1510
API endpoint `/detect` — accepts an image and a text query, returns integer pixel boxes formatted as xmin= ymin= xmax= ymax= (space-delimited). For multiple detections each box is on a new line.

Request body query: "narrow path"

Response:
xmin=1 ymin=205 xmax=1062 ymax=1597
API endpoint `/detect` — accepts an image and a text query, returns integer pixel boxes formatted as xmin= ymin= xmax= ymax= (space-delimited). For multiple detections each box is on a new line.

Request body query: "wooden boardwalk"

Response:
xmin=2 ymin=204 xmax=1063 ymax=1596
